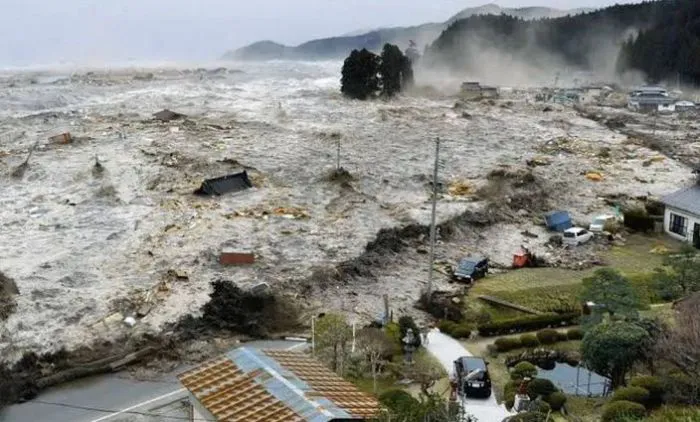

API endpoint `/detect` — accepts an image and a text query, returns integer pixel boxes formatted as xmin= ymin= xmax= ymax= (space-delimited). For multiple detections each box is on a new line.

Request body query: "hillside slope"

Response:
xmin=224 ymin=4 xmax=590 ymax=61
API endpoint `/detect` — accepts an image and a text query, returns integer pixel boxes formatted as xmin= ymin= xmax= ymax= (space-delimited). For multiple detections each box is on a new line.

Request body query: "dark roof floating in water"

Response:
xmin=195 ymin=171 xmax=253 ymax=196
xmin=153 ymin=109 xmax=186 ymax=122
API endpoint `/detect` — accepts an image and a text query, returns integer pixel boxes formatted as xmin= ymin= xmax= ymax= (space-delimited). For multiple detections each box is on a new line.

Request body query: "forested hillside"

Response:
xmin=618 ymin=0 xmax=700 ymax=84
xmin=424 ymin=1 xmax=684 ymax=83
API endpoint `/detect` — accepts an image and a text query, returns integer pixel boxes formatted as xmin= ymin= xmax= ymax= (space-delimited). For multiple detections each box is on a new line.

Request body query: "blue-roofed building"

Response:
xmin=544 ymin=211 xmax=573 ymax=232
xmin=661 ymin=184 xmax=700 ymax=248
xmin=177 ymin=347 xmax=381 ymax=422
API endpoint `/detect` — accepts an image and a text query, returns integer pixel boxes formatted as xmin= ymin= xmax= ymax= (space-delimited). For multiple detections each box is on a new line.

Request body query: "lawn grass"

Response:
xmin=353 ymin=376 xmax=401 ymax=396
xmin=467 ymin=234 xmax=682 ymax=320
xmin=565 ymin=396 xmax=607 ymax=422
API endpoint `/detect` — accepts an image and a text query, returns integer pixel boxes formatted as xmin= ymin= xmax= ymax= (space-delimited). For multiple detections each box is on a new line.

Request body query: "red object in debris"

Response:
xmin=219 ymin=251 xmax=255 ymax=265
xmin=513 ymin=252 xmax=528 ymax=268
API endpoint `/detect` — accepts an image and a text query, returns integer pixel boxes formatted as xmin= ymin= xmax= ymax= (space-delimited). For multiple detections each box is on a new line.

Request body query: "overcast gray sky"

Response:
xmin=1 ymin=0 xmax=641 ymax=66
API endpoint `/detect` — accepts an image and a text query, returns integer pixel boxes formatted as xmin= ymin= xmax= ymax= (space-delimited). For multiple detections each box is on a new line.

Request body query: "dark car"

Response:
xmin=452 ymin=256 xmax=489 ymax=283
xmin=454 ymin=356 xmax=492 ymax=398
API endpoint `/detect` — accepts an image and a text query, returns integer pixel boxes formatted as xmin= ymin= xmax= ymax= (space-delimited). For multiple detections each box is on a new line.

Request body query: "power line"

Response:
xmin=31 ymin=399 xmax=217 ymax=422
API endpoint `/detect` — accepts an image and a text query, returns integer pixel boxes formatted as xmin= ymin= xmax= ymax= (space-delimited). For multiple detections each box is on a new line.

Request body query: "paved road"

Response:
xmin=425 ymin=329 xmax=513 ymax=422
xmin=0 ymin=340 xmax=306 ymax=422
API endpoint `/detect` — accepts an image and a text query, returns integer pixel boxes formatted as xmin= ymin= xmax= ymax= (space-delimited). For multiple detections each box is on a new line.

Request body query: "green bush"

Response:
xmin=536 ymin=329 xmax=560 ymax=345
xmin=527 ymin=378 xmax=557 ymax=399
xmin=506 ymin=411 xmax=547 ymax=422
xmin=611 ymin=386 xmax=650 ymax=406
xmin=437 ymin=320 xmax=473 ymax=339
xmin=486 ymin=344 xmax=499 ymax=357
xmin=477 ymin=312 xmax=580 ymax=336
xmin=511 ymin=361 xmax=538 ymax=381
xmin=545 ymin=391 xmax=567 ymax=411
xmin=630 ymin=376 xmax=664 ymax=407
xmin=504 ymin=381 xmax=518 ymax=410
xmin=379 ymin=388 xmax=418 ymax=409
xmin=601 ymin=400 xmax=646 ymax=422
xmin=566 ymin=327 xmax=584 ymax=340
xmin=532 ymin=399 xmax=551 ymax=414
xmin=494 ymin=337 xmax=522 ymax=352
xmin=638 ymin=407 xmax=700 ymax=421
xmin=556 ymin=331 xmax=569 ymax=342
xmin=437 ymin=320 xmax=456 ymax=335
xmin=519 ymin=334 xmax=540 ymax=348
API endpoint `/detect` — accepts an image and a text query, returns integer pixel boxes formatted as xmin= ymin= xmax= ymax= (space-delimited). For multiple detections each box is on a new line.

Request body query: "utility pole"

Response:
xmin=336 ymin=137 xmax=341 ymax=171
xmin=427 ymin=138 xmax=440 ymax=298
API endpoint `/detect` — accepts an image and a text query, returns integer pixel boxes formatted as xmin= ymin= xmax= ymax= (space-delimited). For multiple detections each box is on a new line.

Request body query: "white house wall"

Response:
xmin=664 ymin=206 xmax=700 ymax=243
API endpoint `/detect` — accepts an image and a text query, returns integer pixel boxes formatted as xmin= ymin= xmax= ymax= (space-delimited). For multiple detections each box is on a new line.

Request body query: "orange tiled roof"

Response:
xmin=178 ymin=357 xmax=302 ymax=422
xmin=265 ymin=350 xmax=381 ymax=418
xmin=177 ymin=348 xmax=381 ymax=421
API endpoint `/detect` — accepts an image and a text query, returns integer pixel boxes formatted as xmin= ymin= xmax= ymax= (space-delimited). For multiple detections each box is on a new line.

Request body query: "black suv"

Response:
xmin=454 ymin=356 xmax=492 ymax=398
xmin=452 ymin=256 xmax=489 ymax=283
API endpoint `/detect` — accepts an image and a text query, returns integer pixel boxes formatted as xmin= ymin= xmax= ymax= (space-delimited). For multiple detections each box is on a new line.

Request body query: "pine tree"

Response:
xmin=379 ymin=44 xmax=405 ymax=97
xmin=341 ymin=49 xmax=380 ymax=100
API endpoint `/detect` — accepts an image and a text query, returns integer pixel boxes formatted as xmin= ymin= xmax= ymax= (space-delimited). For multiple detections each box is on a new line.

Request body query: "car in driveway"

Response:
xmin=451 ymin=256 xmax=489 ymax=283
xmin=454 ymin=356 xmax=492 ymax=398
xmin=563 ymin=227 xmax=594 ymax=246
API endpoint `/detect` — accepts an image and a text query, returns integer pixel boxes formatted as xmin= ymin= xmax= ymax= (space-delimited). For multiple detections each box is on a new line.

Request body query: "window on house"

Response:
xmin=669 ymin=213 xmax=688 ymax=236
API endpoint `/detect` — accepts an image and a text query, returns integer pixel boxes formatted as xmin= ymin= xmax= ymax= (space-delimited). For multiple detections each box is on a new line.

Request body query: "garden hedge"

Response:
xmin=477 ymin=312 xmax=580 ymax=336
xmin=545 ymin=391 xmax=567 ymax=411
xmin=536 ymin=329 xmax=559 ymax=345
xmin=494 ymin=337 xmax=522 ymax=352
xmin=511 ymin=361 xmax=538 ymax=381
xmin=519 ymin=333 xmax=540 ymax=348
xmin=527 ymin=378 xmax=557 ymax=399
xmin=601 ymin=400 xmax=646 ymax=422
xmin=566 ymin=327 xmax=583 ymax=340
xmin=630 ymin=376 xmax=664 ymax=407
xmin=611 ymin=386 xmax=650 ymax=406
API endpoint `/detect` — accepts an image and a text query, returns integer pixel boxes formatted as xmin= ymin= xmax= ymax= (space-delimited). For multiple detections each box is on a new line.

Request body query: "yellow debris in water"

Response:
xmin=448 ymin=180 xmax=473 ymax=196
xmin=585 ymin=172 xmax=604 ymax=182
xmin=650 ymin=245 xmax=670 ymax=255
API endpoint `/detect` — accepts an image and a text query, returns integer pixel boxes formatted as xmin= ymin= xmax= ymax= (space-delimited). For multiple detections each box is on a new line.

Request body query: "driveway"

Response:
xmin=426 ymin=329 xmax=513 ymax=422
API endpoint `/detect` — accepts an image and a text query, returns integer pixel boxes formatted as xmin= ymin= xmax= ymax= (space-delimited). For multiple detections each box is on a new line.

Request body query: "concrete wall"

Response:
xmin=664 ymin=206 xmax=700 ymax=244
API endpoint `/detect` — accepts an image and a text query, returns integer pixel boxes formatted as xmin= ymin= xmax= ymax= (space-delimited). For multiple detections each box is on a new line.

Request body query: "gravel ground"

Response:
xmin=0 ymin=62 xmax=694 ymax=361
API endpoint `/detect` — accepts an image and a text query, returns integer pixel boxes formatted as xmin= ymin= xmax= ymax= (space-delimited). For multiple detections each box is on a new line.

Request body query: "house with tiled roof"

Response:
xmin=661 ymin=181 xmax=700 ymax=248
xmin=177 ymin=347 xmax=382 ymax=422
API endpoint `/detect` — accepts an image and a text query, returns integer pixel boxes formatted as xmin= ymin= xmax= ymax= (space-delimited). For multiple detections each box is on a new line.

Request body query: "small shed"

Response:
xmin=544 ymin=211 xmax=573 ymax=232
xmin=195 ymin=170 xmax=253 ymax=196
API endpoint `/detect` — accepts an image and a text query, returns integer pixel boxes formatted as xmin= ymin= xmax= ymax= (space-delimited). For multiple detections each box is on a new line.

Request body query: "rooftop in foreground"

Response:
xmin=178 ymin=347 xmax=381 ymax=421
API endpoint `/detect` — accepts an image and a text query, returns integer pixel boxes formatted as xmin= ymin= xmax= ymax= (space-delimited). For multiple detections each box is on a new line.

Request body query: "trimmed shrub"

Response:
xmin=527 ymin=378 xmax=557 ymax=399
xmin=477 ymin=312 xmax=580 ymax=337
xmin=437 ymin=320 xmax=456 ymax=335
xmin=519 ymin=334 xmax=540 ymax=348
xmin=601 ymin=400 xmax=646 ymax=422
xmin=511 ymin=361 xmax=538 ymax=381
xmin=507 ymin=411 xmax=547 ymax=422
xmin=566 ymin=327 xmax=583 ymax=340
xmin=545 ymin=391 xmax=567 ymax=411
xmin=611 ymin=386 xmax=650 ymax=406
xmin=494 ymin=337 xmax=522 ymax=352
xmin=437 ymin=320 xmax=473 ymax=339
xmin=379 ymin=389 xmax=419 ymax=413
xmin=532 ymin=400 xmax=551 ymax=414
xmin=504 ymin=381 xmax=518 ymax=410
xmin=555 ymin=331 xmax=569 ymax=342
xmin=630 ymin=376 xmax=664 ymax=407
xmin=486 ymin=344 xmax=499 ymax=357
xmin=536 ymin=329 xmax=559 ymax=345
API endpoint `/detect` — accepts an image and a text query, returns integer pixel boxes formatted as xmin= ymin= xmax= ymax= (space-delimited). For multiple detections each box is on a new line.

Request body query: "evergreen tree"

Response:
xmin=379 ymin=43 xmax=405 ymax=97
xmin=341 ymin=49 xmax=380 ymax=100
